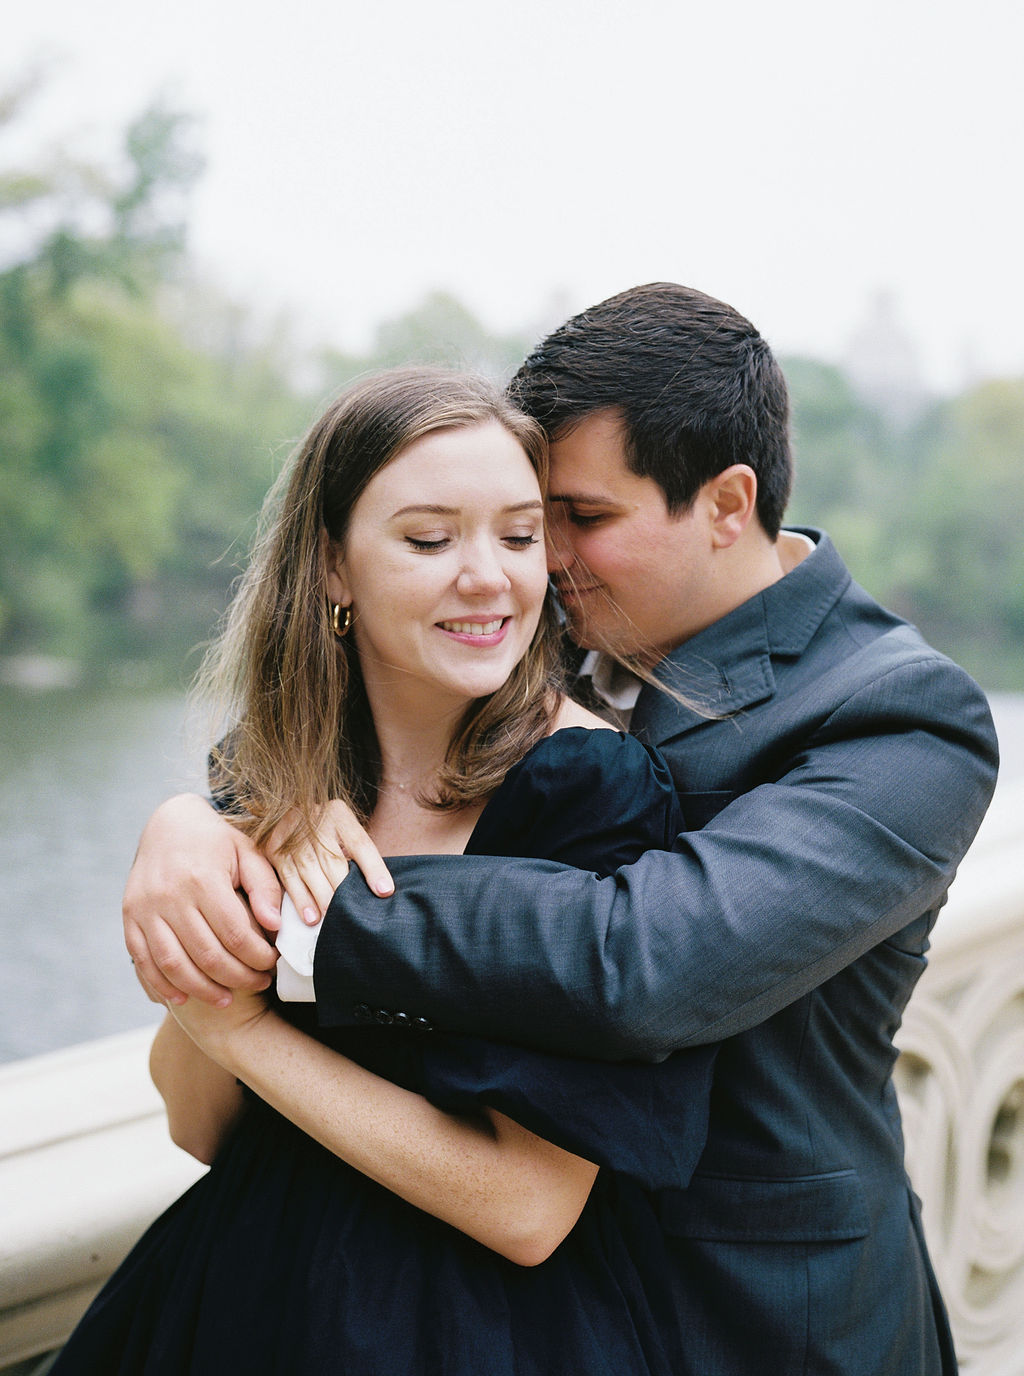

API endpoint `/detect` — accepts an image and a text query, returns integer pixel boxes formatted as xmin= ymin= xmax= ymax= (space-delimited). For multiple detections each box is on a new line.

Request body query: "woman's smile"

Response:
xmin=437 ymin=616 xmax=510 ymax=643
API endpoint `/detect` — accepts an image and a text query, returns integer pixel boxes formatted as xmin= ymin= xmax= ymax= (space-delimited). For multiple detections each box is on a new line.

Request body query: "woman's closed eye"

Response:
xmin=405 ymin=535 xmax=450 ymax=551
xmin=405 ymin=532 xmax=539 ymax=552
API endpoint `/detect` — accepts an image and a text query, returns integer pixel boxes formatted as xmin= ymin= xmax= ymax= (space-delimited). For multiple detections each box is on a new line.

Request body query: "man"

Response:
xmin=125 ymin=283 xmax=998 ymax=1373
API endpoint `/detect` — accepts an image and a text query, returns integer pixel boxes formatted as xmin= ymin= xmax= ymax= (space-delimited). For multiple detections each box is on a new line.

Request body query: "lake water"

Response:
xmin=0 ymin=687 xmax=205 ymax=1063
xmin=1 ymin=685 xmax=1023 ymax=1065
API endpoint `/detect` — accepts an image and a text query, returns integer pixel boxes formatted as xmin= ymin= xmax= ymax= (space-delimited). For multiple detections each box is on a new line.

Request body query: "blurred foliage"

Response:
xmin=0 ymin=82 xmax=310 ymax=682
xmin=1 ymin=81 xmax=1022 ymax=690
xmin=786 ymin=361 xmax=1024 ymax=687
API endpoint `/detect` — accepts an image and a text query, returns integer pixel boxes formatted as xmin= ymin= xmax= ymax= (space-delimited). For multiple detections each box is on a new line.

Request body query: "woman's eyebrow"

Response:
xmin=390 ymin=500 xmax=544 ymax=518
xmin=390 ymin=504 xmax=457 ymax=517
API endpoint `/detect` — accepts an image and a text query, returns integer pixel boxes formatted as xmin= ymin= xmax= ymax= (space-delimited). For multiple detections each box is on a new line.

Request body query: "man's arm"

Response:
xmin=313 ymin=656 xmax=999 ymax=1060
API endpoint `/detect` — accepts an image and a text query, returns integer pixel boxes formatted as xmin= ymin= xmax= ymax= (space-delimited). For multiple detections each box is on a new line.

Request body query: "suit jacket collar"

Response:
xmin=629 ymin=529 xmax=850 ymax=745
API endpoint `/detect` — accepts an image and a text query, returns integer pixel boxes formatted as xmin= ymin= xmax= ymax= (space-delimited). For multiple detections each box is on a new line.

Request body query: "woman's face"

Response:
xmin=326 ymin=420 xmax=549 ymax=715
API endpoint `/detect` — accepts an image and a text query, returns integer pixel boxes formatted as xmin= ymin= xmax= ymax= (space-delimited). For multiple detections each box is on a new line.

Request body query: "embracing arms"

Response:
xmin=151 ymin=995 xmax=597 ymax=1267
xmin=309 ymin=653 xmax=997 ymax=1058
xmin=126 ymin=652 xmax=998 ymax=1060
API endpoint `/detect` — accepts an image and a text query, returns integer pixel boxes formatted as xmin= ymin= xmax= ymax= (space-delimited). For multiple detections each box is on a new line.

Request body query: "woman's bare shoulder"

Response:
xmin=548 ymin=695 xmax=615 ymax=734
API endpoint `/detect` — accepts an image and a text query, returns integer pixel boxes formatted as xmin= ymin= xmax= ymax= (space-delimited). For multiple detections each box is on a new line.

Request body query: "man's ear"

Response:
xmin=321 ymin=527 xmax=351 ymax=608
xmin=707 ymin=466 xmax=758 ymax=548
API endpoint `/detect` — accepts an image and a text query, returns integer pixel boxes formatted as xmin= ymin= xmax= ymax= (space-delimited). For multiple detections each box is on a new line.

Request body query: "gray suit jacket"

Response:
xmin=315 ymin=529 xmax=998 ymax=1373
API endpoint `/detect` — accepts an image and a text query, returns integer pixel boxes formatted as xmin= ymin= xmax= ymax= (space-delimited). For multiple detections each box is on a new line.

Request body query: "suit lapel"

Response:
xmin=630 ymin=606 xmax=776 ymax=746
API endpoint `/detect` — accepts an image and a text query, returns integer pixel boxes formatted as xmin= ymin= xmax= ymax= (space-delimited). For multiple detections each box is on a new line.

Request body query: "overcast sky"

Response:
xmin=4 ymin=0 xmax=1023 ymax=390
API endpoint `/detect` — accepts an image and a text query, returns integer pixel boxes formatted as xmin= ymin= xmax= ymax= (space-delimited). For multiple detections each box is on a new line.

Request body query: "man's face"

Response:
xmin=545 ymin=410 xmax=714 ymax=662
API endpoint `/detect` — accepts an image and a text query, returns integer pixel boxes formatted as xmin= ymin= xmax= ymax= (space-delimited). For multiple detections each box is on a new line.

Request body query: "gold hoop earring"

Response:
xmin=332 ymin=603 xmax=352 ymax=637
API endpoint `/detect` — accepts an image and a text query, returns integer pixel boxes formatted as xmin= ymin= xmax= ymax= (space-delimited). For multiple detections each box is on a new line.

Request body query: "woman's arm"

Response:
xmin=149 ymin=1012 xmax=246 ymax=1164
xmin=170 ymin=994 xmax=598 ymax=1267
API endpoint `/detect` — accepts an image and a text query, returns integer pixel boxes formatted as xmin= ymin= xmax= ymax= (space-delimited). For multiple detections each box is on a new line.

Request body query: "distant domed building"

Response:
xmin=843 ymin=290 xmax=929 ymax=426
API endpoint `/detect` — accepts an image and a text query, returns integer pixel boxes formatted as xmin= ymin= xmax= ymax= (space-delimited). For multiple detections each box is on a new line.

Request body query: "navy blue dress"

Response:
xmin=51 ymin=729 xmax=717 ymax=1375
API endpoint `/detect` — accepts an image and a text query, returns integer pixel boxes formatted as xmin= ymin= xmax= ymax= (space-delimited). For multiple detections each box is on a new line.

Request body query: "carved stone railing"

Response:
xmin=895 ymin=777 xmax=1024 ymax=1376
xmin=1 ymin=779 xmax=1022 ymax=1374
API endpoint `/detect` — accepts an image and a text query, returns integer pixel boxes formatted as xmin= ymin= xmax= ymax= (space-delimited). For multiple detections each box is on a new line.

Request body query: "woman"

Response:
xmin=51 ymin=368 xmax=715 ymax=1375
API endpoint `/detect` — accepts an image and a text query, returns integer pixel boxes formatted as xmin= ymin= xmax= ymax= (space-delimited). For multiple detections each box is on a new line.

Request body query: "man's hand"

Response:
xmin=123 ymin=794 xmax=282 ymax=1007
xmin=266 ymin=800 xmax=394 ymax=926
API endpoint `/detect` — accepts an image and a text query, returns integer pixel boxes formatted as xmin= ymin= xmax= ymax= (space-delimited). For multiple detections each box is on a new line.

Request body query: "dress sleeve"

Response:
xmin=465 ymin=727 xmax=682 ymax=875
xmin=417 ymin=727 xmax=714 ymax=1190
xmin=418 ymin=1034 xmax=715 ymax=1191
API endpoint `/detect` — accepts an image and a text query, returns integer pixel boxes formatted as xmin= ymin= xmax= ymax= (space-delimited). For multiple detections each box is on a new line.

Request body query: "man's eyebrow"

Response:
xmin=390 ymin=500 xmax=544 ymax=518
xmin=547 ymin=492 xmax=615 ymax=506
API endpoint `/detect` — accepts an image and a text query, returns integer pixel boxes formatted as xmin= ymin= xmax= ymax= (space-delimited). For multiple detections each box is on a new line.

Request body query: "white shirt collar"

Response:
xmin=577 ymin=650 xmax=643 ymax=727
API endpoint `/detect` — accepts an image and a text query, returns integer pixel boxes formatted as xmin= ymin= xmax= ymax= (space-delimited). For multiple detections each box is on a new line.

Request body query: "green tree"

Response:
xmin=785 ymin=357 xmax=900 ymax=574
xmin=888 ymin=379 xmax=1024 ymax=686
xmin=0 ymin=79 xmax=309 ymax=681
xmin=785 ymin=355 xmax=1024 ymax=687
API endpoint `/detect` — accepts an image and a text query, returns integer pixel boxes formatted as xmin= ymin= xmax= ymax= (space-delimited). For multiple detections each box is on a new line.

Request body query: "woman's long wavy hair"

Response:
xmin=198 ymin=367 xmax=563 ymax=850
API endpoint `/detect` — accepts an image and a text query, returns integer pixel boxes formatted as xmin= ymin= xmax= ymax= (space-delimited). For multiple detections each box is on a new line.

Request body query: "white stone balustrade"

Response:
xmin=1 ymin=777 xmax=1023 ymax=1373
xmin=895 ymin=776 xmax=1024 ymax=1376
xmin=0 ymin=1028 xmax=204 ymax=1371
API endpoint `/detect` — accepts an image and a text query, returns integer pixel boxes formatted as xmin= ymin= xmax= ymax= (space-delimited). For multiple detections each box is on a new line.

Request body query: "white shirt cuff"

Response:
xmin=275 ymin=894 xmax=318 ymax=1002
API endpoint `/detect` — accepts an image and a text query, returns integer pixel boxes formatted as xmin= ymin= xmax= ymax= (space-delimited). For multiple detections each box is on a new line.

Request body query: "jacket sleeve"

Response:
xmin=314 ymin=655 xmax=999 ymax=1060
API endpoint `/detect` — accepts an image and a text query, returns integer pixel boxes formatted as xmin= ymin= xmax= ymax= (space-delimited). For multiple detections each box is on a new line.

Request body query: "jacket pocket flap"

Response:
xmin=657 ymin=1170 xmax=870 ymax=1243
xmin=677 ymin=790 xmax=736 ymax=830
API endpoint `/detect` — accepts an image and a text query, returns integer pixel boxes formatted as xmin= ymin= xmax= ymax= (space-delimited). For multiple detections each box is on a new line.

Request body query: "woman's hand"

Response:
xmin=168 ymin=985 xmax=273 ymax=1071
xmin=266 ymin=800 xmax=394 ymax=926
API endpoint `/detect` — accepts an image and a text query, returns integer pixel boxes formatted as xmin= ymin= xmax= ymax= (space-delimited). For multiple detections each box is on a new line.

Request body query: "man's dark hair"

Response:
xmin=509 ymin=282 xmax=792 ymax=539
